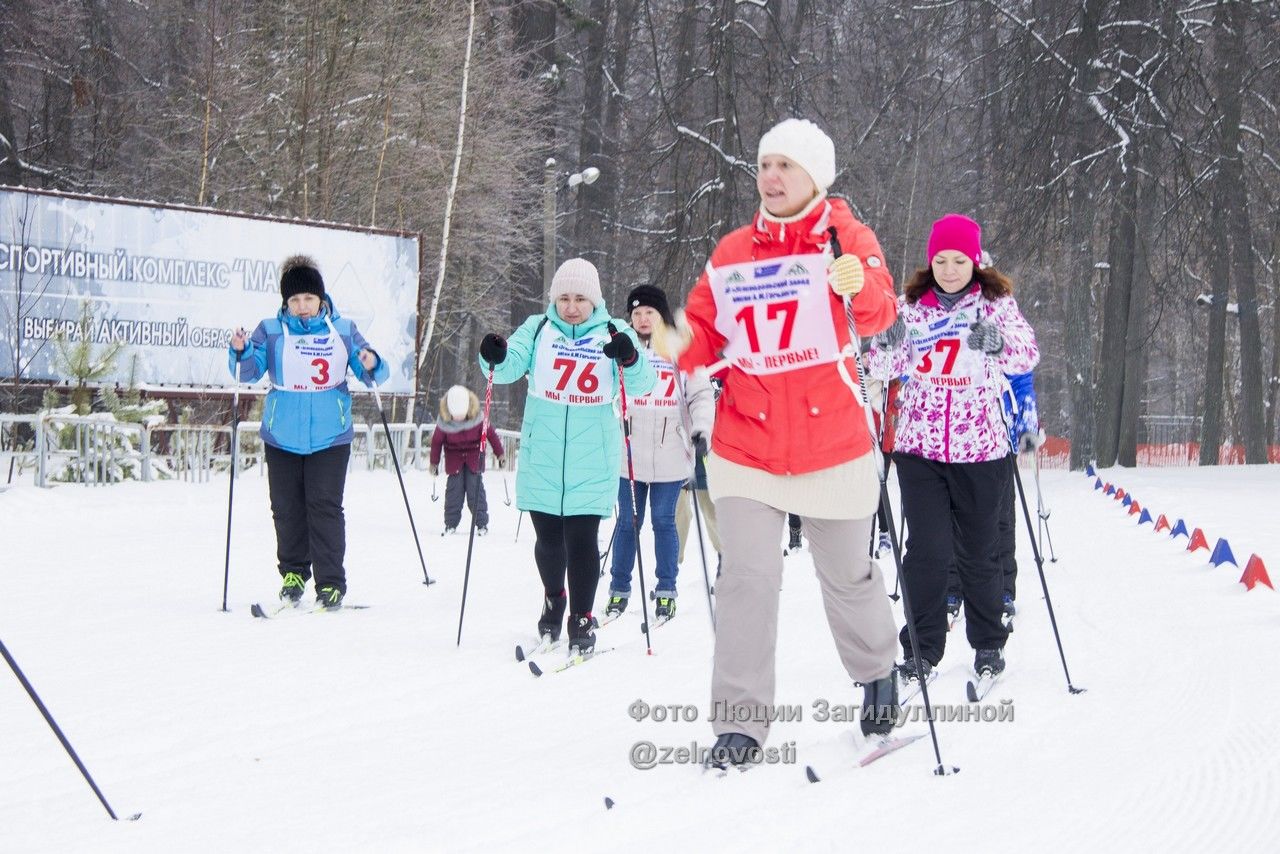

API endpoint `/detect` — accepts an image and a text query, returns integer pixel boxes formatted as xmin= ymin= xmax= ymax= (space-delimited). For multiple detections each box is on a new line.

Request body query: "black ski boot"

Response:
xmin=897 ymin=657 xmax=932 ymax=683
xmin=859 ymin=675 xmax=899 ymax=737
xmin=538 ymin=591 xmax=567 ymax=641
xmin=787 ymin=526 xmax=802 ymax=552
xmin=316 ymin=585 xmax=344 ymax=610
xmin=946 ymin=594 xmax=962 ymax=620
xmin=706 ymin=732 xmax=761 ymax=771
xmin=567 ymin=613 xmax=597 ymax=656
xmin=974 ymin=647 xmax=1006 ymax=677
xmin=654 ymin=594 xmax=676 ymax=620
xmin=1002 ymin=592 xmax=1017 ymax=618
xmin=605 ymin=593 xmax=628 ymax=617
xmin=279 ymin=571 xmax=306 ymax=604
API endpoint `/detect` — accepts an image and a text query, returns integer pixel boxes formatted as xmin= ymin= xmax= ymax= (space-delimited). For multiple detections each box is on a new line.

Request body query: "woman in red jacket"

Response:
xmin=673 ymin=118 xmax=900 ymax=768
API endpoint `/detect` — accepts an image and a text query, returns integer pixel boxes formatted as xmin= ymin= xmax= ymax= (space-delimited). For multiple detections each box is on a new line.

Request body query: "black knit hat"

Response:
xmin=625 ymin=284 xmax=674 ymax=326
xmin=280 ymin=255 xmax=325 ymax=303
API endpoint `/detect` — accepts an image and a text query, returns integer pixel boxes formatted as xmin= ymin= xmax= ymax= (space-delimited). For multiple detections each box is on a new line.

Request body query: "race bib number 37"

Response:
xmin=630 ymin=352 xmax=678 ymax=409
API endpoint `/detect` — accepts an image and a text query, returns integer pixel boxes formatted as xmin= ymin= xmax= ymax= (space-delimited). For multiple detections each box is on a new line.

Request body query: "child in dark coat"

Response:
xmin=429 ymin=385 xmax=504 ymax=535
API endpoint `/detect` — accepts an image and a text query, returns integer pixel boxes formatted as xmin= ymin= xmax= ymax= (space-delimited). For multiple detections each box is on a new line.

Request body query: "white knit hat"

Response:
xmin=757 ymin=118 xmax=836 ymax=192
xmin=549 ymin=258 xmax=604 ymax=307
xmin=445 ymin=385 xmax=470 ymax=419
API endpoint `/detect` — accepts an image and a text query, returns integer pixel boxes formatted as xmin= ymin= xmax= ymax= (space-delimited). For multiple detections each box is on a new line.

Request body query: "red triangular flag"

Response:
xmin=1239 ymin=555 xmax=1273 ymax=591
xmin=1128 ymin=501 xmax=1142 ymax=516
xmin=1154 ymin=514 xmax=1171 ymax=533
xmin=1187 ymin=528 xmax=1210 ymax=552
xmin=1115 ymin=487 xmax=1126 ymax=501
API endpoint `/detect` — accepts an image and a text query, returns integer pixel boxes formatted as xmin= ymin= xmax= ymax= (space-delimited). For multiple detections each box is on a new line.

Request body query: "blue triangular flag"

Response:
xmin=1122 ymin=494 xmax=1133 ymax=506
xmin=1137 ymin=508 xmax=1153 ymax=525
xmin=1094 ymin=478 xmax=1104 ymax=490
xmin=1209 ymin=538 xmax=1237 ymax=567
xmin=1169 ymin=518 xmax=1189 ymax=539
xmin=1086 ymin=464 xmax=1096 ymax=477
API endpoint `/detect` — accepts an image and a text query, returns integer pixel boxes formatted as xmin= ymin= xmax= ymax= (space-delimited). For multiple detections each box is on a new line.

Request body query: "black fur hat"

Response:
xmin=280 ymin=255 xmax=325 ymax=303
xmin=625 ymin=284 xmax=674 ymax=326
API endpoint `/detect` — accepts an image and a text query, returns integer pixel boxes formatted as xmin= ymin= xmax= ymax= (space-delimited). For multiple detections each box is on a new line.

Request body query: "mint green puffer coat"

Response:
xmin=481 ymin=303 xmax=655 ymax=517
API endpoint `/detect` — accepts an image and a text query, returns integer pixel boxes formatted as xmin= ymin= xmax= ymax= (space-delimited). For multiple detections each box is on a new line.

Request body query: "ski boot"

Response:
xmin=654 ymin=594 xmax=676 ymax=620
xmin=316 ymin=585 xmax=344 ymax=610
xmin=1002 ymin=592 xmax=1017 ymax=618
xmin=876 ymin=531 xmax=892 ymax=559
xmin=537 ymin=591 xmax=567 ymax=641
xmin=897 ymin=656 xmax=932 ymax=683
xmin=605 ymin=593 xmax=629 ymax=617
xmin=279 ymin=571 xmax=306 ymax=604
xmin=442 ymin=526 xmax=456 ymax=536
xmin=567 ymin=613 xmax=597 ymax=656
xmin=974 ymin=648 xmax=1006 ymax=677
xmin=859 ymin=674 xmax=900 ymax=736
xmin=706 ymin=732 xmax=761 ymax=771
xmin=476 ymin=526 xmax=488 ymax=536
xmin=787 ymin=526 xmax=802 ymax=553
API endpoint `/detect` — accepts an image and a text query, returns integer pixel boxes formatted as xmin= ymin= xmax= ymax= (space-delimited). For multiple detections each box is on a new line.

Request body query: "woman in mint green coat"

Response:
xmin=478 ymin=258 xmax=654 ymax=655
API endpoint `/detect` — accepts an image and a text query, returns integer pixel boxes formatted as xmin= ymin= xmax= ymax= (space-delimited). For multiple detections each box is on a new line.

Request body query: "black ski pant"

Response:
xmin=444 ymin=465 xmax=489 ymax=529
xmin=946 ymin=454 xmax=1017 ymax=598
xmin=265 ymin=442 xmax=351 ymax=594
xmin=529 ymin=511 xmax=602 ymax=616
xmin=895 ymin=452 xmax=1010 ymax=665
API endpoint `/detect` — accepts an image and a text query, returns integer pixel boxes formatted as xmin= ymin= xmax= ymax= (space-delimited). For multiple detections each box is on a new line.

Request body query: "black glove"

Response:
xmin=966 ymin=318 xmax=1003 ymax=355
xmin=480 ymin=333 xmax=507 ymax=367
xmin=692 ymin=432 xmax=709 ymax=459
xmin=603 ymin=323 xmax=639 ymax=366
xmin=873 ymin=316 xmax=906 ymax=349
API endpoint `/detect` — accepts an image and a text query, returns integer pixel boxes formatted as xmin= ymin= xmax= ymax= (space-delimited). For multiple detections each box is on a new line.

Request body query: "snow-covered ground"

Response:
xmin=2 ymin=461 xmax=1278 ymax=852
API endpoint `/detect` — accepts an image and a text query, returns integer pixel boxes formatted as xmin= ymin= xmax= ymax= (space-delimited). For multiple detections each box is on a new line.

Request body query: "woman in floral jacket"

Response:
xmin=867 ymin=214 xmax=1038 ymax=681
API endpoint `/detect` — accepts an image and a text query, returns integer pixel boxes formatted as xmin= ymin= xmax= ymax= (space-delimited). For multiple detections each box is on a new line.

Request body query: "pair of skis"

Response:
xmin=249 ymin=602 xmax=370 ymax=619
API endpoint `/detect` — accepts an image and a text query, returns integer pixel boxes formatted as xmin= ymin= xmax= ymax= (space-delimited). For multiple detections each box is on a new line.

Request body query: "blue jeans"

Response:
xmin=609 ymin=478 xmax=682 ymax=596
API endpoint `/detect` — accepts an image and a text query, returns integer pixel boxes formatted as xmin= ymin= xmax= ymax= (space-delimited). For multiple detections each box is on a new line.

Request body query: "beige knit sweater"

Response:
xmin=705 ymin=449 xmax=880 ymax=520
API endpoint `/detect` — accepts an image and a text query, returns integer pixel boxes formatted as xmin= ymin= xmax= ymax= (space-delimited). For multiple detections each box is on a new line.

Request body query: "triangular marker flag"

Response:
xmin=1239 ymin=555 xmax=1273 ymax=591
xmin=1104 ymin=483 xmax=1115 ymax=496
xmin=1094 ymin=478 xmax=1104 ymax=490
xmin=1209 ymin=538 xmax=1237 ymax=567
xmin=1086 ymin=464 xmax=1096 ymax=477
xmin=1154 ymin=514 xmax=1171 ymax=533
xmin=1122 ymin=493 xmax=1132 ymax=506
xmin=1138 ymin=508 xmax=1153 ymax=525
xmin=1128 ymin=501 xmax=1142 ymax=516
xmin=1187 ymin=528 xmax=1210 ymax=552
xmin=1115 ymin=488 xmax=1126 ymax=501
xmin=1170 ymin=519 xmax=1189 ymax=539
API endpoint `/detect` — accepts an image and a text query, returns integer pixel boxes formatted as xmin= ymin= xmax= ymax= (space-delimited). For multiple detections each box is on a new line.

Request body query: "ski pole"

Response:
xmin=502 ymin=469 xmax=512 ymax=506
xmin=829 ymin=226 xmax=955 ymax=775
xmin=515 ymin=510 xmax=523 ymax=543
xmin=608 ymin=323 xmax=654 ymax=653
xmin=431 ymin=474 xmax=439 ymax=502
xmin=1013 ymin=454 xmax=1083 ymax=693
xmin=690 ymin=448 xmax=716 ymax=629
xmin=1 ymin=637 xmax=141 ymax=821
xmin=221 ymin=387 xmax=239 ymax=613
xmin=456 ymin=363 xmax=495 ymax=645
xmin=598 ymin=515 xmax=618 ymax=577
xmin=1033 ymin=450 xmax=1058 ymax=562
xmin=374 ymin=388 xmax=433 ymax=586
xmin=669 ymin=370 xmax=715 ymax=628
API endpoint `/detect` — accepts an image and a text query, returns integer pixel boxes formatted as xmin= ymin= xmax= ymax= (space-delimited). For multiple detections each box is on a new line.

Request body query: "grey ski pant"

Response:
xmin=710 ymin=497 xmax=898 ymax=746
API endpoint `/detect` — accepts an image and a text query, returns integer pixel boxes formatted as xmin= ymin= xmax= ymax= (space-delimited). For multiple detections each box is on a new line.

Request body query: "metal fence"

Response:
xmin=0 ymin=412 xmax=520 ymax=488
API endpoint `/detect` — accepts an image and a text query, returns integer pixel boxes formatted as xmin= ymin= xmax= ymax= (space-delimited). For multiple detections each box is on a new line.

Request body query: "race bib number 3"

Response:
xmin=534 ymin=332 xmax=615 ymax=406
xmin=279 ymin=320 xmax=347 ymax=392
xmin=710 ymin=253 xmax=839 ymax=374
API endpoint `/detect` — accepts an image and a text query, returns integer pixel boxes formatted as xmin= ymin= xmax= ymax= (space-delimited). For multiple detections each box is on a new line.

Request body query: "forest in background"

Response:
xmin=2 ymin=0 xmax=1278 ymax=468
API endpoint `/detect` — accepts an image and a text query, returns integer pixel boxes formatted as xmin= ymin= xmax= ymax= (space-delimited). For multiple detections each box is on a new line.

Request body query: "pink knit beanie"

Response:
xmin=926 ymin=214 xmax=982 ymax=265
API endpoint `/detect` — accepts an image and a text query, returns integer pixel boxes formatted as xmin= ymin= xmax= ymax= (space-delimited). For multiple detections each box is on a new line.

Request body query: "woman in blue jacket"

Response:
xmin=479 ymin=258 xmax=654 ymax=655
xmin=228 ymin=255 xmax=389 ymax=609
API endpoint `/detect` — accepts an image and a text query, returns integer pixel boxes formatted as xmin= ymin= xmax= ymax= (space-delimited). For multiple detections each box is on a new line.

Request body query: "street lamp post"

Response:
xmin=542 ymin=159 xmax=600 ymax=301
